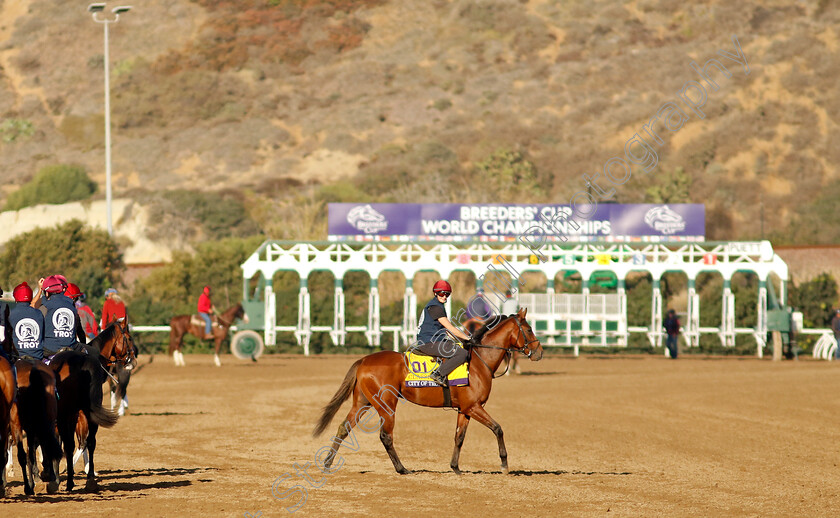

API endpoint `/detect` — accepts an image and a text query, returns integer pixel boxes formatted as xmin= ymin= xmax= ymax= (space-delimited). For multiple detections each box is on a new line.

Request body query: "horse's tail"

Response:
xmin=313 ymin=359 xmax=362 ymax=437
xmin=27 ymin=368 xmax=63 ymax=462
xmin=83 ymin=357 xmax=119 ymax=428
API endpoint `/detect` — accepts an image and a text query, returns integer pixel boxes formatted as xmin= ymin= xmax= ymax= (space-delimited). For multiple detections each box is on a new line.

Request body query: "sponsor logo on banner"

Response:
xmin=347 ymin=204 xmax=388 ymax=234
xmin=644 ymin=205 xmax=686 ymax=235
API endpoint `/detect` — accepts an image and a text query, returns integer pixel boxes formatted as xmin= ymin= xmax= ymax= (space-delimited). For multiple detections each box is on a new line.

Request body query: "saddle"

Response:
xmin=190 ymin=314 xmax=218 ymax=328
xmin=403 ymin=349 xmax=469 ymax=388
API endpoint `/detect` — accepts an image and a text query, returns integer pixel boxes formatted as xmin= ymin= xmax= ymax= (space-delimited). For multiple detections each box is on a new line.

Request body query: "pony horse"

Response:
xmin=168 ymin=303 xmax=247 ymax=367
xmin=50 ymin=319 xmax=133 ymax=492
xmin=314 ymin=308 xmax=542 ymax=474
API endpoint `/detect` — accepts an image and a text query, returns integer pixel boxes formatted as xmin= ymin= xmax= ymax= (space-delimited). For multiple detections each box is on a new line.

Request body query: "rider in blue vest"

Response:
xmin=415 ymin=280 xmax=472 ymax=387
xmin=9 ymin=282 xmax=46 ymax=361
xmin=41 ymin=275 xmax=81 ymax=356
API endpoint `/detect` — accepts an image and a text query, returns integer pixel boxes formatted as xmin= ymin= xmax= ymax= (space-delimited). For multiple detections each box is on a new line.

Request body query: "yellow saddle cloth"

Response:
xmin=404 ymin=349 xmax=469 ymax=388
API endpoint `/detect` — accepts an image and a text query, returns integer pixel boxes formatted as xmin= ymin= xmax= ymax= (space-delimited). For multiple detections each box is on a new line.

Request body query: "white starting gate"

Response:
xmin=237 ymin=240 xmax=790 ymax=357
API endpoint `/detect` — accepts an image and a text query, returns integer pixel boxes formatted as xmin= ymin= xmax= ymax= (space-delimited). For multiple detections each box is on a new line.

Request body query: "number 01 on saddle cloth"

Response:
xmin=404 ymin=348 xmax=469 ymax=388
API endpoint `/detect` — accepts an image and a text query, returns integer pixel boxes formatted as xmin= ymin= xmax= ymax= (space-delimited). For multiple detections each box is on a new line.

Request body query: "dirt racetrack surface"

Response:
xmin=4 ymin=353 xmax=840 ymax=517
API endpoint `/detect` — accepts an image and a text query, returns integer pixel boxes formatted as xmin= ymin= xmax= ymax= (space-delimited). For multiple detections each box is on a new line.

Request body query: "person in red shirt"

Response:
xmin=66 ymin=283 xmax=100 ymax=341
xmin=100 ymin=288 xmax=127 ymax=330
xmin=197 ymin=286 xmax=215 ymax=339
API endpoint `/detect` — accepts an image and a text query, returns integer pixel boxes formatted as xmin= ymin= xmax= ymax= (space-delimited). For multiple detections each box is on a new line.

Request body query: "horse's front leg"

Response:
xmin=450 ymin=412 xmax=471 ymax=475
xmin=466 ymin=405 xmax=508 ymax=474
xmin=213 ymin=337 xmax=222 ymax=367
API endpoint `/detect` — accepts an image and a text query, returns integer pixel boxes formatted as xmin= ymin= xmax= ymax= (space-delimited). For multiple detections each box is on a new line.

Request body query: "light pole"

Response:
xmin=88 ymin=3 xmax=132 ymax=236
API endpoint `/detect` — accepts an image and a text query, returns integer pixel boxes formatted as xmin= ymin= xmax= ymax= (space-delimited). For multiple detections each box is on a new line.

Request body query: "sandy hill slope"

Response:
xmin=0 ymin=0 xmax=837 ymax=243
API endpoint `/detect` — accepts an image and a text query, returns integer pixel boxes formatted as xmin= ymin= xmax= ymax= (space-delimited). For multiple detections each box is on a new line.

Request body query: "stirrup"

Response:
xmin=429 ymin=370 xmax=447 ymax=387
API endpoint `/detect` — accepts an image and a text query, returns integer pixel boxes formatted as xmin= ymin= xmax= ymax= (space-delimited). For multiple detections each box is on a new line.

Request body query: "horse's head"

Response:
xmin=235 ymin=303 xmax=249 ymax=324
xmin=511 ymin=308 xmax=542 ymax=361
xmin=105 ymin=317 xmax=137 ymax=368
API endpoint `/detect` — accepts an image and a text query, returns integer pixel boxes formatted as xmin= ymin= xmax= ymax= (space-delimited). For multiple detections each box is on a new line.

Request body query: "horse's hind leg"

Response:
xmin=17 ymin=441 xmax=33 ymax=495
xmin=84 ymin=421 xmax=100 ymax=492
xmin=60 ymin=415 xmax=77 ymax=492
xmin=363 ymin=384 xmax=409 ymax=475
xmin=450 ymin=412 xmax=471 ymax=475
xmin=466 ymin=405 xmax=508 ymax=474
xmin=379 ymin=414 xmax=410 ymax=475
xmin=322 ymin=392 xmax=370 ymax=471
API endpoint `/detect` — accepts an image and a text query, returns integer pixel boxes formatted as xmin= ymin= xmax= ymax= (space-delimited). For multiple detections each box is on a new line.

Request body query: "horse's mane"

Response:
xmin=471 ymin=314 xmax=510 ymax=344
xmin=88 ymin=322 xmax=118 ymax=353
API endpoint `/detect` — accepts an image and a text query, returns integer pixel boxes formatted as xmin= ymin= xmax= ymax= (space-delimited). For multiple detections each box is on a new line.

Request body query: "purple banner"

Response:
xmin=328 ymin=204 xmax=704 ymax=242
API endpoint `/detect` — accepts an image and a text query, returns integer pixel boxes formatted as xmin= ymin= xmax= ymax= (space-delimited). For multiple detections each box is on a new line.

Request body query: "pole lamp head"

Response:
xmin=87 ymin=3 xmax=106 ymax=13
xmin=112 ymin=6 xmax=132 ymax=14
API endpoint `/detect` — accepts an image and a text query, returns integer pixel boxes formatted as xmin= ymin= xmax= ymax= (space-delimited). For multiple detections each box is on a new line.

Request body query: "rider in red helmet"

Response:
xmin=8 ymin=282 xmax=46 ymax=361
xmin=66 ymin=283 xmax=100 ymax=341
xmin=414 ymin=280 xmax=472 ymax=387
xmin=38 ymin=275 xmax=84 ymax=355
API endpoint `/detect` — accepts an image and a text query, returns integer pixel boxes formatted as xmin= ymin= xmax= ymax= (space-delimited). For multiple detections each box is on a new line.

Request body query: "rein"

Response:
xmin=214 ymin=304 xmax=242 ymax=327
xmin=99 ymin=324 xmax=134 ymax=368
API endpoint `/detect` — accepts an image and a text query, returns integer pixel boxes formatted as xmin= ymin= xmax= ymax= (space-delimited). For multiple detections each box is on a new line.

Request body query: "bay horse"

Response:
xmin=49 ymin=319 xmax=132 ymax=492
xmin=313 ymin=308 xmax=542 ymax=474
xmin=168 ymin=303 xmax=247 ymax=367
xmin=74 ymin=319 xmax=138 ymax=477
xmin=12 ymin=358 xmax=63 ymax=495
xmin=0 ymin=355 xmax=21 ymax=497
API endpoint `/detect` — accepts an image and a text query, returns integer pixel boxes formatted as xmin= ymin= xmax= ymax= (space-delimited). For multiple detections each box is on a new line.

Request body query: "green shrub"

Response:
xmin=4 ymin=164 xmax=97 ymax=211
xmin=144 ymin=190 xmax=261 ymax=242
xmin=0 ymin=220 xmax=122 ymax=301
xmin=0 ymin=118 xmax=34 ymax=143
xmin=127 ymin=236 xmax=265 ymax=326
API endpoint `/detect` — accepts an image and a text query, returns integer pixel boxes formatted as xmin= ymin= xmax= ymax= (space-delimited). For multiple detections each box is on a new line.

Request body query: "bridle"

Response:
xmin=102 ymin=322 xmax=136 ymax=368
xmin=470 ymin=316 xmax=540 ymax=378
xmin=215 ymin=305 xmax=244 ymax=327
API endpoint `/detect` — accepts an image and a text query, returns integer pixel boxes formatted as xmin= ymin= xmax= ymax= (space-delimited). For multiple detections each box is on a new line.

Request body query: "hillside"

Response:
xmin=0 ymin=0 xmax=838 ymax=244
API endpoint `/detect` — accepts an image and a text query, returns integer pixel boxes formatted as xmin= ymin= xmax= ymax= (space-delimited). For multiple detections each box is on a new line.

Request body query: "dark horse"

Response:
xmin=49 ymin=319 xmax=133 ymax=492
xmin=313 ymin=308 xmax=543 ymax=474
xmin=12 ymin=358 xmax=63 ymax=495
xmin=168 ymin=303 xmax=247 ymax=367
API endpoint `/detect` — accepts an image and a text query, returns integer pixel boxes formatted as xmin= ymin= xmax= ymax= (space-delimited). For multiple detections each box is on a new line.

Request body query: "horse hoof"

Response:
xmin=397 ymin=468 xmax=412 ymax=475
xmin=84 ymin=478 xmax=99 ymax=493
xmin=47 ymin=480 xmax=60 ymax=494
xmin=451 ymin=466 xmax=462 ymax=475
xmin=502 ymin=466 xmax=509 ymax=475
xmin=24 ymin=485 xmax=34 ymax=496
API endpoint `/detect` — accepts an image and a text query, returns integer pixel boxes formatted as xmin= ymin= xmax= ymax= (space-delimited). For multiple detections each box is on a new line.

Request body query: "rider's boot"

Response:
xmin=429 ymin=369 xmax=447 ymax=387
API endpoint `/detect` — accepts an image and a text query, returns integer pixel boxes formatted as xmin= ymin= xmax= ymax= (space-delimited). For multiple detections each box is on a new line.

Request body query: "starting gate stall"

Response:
xmin=232 ymin=239 xmax=790 ymax=358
